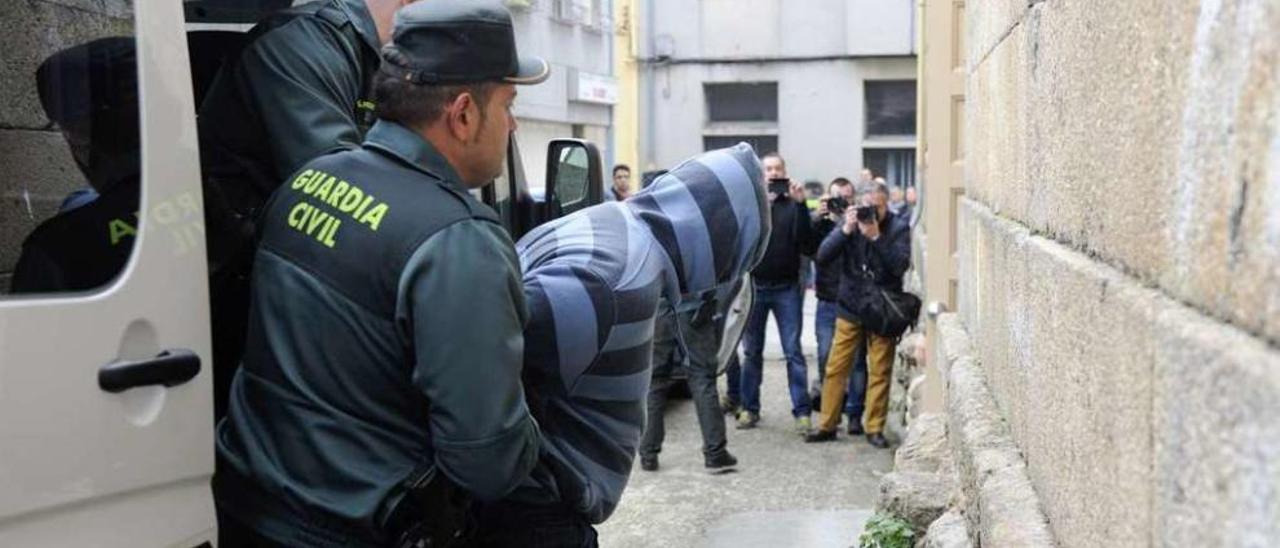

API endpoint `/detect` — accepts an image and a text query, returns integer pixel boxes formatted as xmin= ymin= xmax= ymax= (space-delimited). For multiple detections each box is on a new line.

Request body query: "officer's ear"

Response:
xmin=445 ymin=91 xmax=482 ymax=143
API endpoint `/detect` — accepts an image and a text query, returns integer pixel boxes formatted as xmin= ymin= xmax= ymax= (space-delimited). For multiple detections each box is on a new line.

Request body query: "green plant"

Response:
xmin=858 ymin=513 xmax=916 ymax=548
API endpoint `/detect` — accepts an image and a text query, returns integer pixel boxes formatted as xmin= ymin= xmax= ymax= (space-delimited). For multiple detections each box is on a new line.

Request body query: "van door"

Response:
xmin=0 ymin=0 xmax=215 ymax=546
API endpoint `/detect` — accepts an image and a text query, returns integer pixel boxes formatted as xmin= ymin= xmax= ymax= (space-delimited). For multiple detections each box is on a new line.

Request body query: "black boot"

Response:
xmin=640 ymin=455 xmax=659 ymax=471
xmin=704 ymin=451 xmax=738 ymax=470
xmin=846 ymin=416 xmax=863 ymax=436
xmin=803 ymin=429 xmax=837 ymax=443
xmin=866 ymin=433 xmax=889 ymax=449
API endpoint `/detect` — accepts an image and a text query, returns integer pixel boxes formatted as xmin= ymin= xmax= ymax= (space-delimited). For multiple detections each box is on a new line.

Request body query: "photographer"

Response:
xmin=737 ymin=152 xmax=821 ymax=433
xmin=810 ymin=178 xmax=867 ymax=434
xmin=804 ymin=182 xmax=911 ymax=448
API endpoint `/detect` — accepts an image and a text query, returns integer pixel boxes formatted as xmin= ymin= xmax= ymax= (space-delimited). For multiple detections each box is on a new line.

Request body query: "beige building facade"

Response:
xmin=915 ymin=0 xmax=1280 ymax=545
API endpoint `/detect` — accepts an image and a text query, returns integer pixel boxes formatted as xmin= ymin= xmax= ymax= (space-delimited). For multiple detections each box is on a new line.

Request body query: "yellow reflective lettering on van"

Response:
xmin=108 ymin=218 xmax=137 ymax=245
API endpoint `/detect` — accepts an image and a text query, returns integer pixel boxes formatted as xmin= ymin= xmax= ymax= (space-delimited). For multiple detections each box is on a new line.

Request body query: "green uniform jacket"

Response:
xmin=215 ymin=121 xmax=540 ymax=546
xmin=198 ymin=0 xmax=381 ymax=215
xmin=196 ymin=0 xmax=384 ymax=418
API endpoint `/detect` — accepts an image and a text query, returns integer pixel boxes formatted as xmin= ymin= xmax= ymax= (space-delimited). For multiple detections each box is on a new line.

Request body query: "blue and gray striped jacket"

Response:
xmin=510 ymin=143 xmax=771 ymax=523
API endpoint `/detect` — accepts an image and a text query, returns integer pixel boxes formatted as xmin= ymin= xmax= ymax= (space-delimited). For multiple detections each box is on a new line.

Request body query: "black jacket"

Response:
xmin=751 ymin=197 xmax=819 ymax=285
xmin=812 ymin=215 xmax=840 ymax=301
xmin=815 ymin=210 xmax=911 ymax=322
xmin=10 ymin=179 xmax=139 ymax=294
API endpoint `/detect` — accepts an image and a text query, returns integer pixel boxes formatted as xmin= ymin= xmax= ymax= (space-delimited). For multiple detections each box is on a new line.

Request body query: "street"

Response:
xmin=600 ymin=294 xmax=893 ymax=548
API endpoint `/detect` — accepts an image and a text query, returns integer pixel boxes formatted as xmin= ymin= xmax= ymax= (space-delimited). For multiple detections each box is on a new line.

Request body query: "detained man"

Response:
xmin=474 ymin=144 xmax=772 ymax=546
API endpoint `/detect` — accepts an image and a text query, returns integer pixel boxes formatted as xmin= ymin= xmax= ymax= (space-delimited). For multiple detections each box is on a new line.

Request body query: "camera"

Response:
xmin=827 ymin=196 xmax=848 ymax=215
xmin=855 ymin=205 xmax=877 ymax=223
xmin=767 ymin=178 xmax=790 ymax=201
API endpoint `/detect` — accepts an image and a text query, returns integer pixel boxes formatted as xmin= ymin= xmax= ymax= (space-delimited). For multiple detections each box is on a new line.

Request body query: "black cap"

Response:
xmin=381 ymin=0 xmax=550 ymax=86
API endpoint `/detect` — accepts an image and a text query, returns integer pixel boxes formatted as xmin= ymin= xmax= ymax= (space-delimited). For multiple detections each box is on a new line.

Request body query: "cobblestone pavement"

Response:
xmin=599 ymin=293 xmax=893 ymax=548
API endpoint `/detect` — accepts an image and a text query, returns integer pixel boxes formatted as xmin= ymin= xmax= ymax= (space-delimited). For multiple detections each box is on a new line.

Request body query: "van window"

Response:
xmin=0 ymin=6 xmax=139 ymax=297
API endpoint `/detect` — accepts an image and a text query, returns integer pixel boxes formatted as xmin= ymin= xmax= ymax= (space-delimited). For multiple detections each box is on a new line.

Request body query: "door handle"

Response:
xmin=99 ymin=349 xmax=201 ymax=393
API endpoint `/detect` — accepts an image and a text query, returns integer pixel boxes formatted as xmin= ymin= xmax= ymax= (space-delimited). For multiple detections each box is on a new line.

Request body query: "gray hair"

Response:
xmin=873 ymin=181 xmax=891 ymax=198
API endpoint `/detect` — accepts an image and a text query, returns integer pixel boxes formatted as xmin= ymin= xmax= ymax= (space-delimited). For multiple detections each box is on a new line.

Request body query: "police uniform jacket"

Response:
xmin=215 ymin=120 xmax=540 ymax=546
xmin=198 ymin=0 xmax=381 ymax=215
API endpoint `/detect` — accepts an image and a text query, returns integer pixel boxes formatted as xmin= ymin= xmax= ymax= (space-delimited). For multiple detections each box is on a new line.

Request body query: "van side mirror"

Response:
xmin=544 ymin=139 xmax=602 ymax=220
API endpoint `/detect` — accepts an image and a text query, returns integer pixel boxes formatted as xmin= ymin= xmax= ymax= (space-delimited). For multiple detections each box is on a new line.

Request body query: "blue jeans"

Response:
xmin=815 ymin=300 xmax=864 ymax=418
xmin=741 ymin=283 xmax=811 ymax=417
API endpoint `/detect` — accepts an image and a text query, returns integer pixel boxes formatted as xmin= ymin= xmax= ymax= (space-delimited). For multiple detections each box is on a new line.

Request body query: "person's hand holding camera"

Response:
xmin=843 ymin=202 xmax=880 ymax=240
xmin=816 ymin=195 xmax=830 ymax=218
xmin=842 ymin=206 xmax=859 ymax=235
xmin=858 ymin=213 xmax=881 ymax=241
xmin=789 ymin=182 xmax=806 ymax=203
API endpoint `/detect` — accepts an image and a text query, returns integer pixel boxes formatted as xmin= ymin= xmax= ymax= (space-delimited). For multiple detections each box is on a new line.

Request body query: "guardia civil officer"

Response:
xmin=197 ymin=0 xmax=410 ymax=419
xmin=213 ymin=2 xmax=551 ymax=546
xmin=199 ymin=0 xmax=408 ymax=216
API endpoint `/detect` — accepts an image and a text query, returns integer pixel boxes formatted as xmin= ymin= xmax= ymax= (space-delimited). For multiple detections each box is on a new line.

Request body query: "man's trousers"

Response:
xmin=817 ymin=317 xmax=896 ymax=434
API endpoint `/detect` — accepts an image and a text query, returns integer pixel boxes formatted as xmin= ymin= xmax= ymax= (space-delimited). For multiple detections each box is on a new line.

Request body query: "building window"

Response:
xmin=585 ymin=0 xmax=605 ymax=29
xmin=705 ymin=83 xmax=778 ymax=122
xmin=863 ymin=148 xmax=916 ymax=188
xmin=552 ymin=0 xmax=603 ymax=27
xmin=865 ymin=80 xmax=917 ymax=136
xmin=704 ymin=135 xmax=779 ymax=155
xmin=551 ymin=0 xmax=575 ymax=22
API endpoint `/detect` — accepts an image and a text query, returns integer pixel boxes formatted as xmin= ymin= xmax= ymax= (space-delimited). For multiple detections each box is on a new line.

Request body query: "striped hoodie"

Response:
xmin=511 ymin=143 xmax=771 ymax=523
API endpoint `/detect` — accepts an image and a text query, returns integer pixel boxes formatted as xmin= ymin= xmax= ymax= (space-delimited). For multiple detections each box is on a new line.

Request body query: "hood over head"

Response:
xmin=625 ymin=143 xmax=771 ymax=300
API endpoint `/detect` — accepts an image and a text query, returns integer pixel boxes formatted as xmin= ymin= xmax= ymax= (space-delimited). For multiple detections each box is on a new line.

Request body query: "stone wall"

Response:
xmin=962 ymin=0 xmax=1280 ymax=546
xmin=0 ymin=0 xmax=133 ymax=291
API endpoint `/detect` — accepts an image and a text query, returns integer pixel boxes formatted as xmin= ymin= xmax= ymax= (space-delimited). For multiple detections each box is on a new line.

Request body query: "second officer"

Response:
xmin=213 ymin=1 xmax=552 ymax=546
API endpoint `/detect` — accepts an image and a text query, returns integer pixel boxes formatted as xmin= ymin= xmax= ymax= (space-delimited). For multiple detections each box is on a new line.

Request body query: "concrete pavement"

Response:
xmin=598 ymin=293 xmax=893 ymax=548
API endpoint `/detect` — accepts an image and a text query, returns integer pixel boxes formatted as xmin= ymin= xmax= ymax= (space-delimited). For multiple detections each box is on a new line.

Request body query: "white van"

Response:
xmin=0 ymin=1 xmax=610 ymax=545
xmin=0 ymin=1 xmax=751 ymax=545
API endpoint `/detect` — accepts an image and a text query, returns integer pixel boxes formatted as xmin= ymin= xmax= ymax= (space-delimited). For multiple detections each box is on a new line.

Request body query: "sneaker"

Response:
xmin=704 ymin=451 xmax=738 ymax=470
xmin=640 ymin=455 xmax=659 ymax=471
xmin=735 ymin=410 xmax=759 ymax=429
xmin=794 ymin=415 xmax=812 ymax=434
xmin=720 ymin=395 xmax=740 ymax=416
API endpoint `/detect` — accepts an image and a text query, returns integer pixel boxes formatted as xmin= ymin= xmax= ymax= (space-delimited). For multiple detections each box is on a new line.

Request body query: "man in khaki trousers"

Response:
xmin=804 ymin=182 xmax=910 ymax=448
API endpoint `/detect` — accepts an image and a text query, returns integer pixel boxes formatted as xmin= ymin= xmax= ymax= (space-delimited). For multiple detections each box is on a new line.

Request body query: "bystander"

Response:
xmin=811 ymin=178 xmax=868 ymax=434
xmin=736 ymin=152 xmax=820 ymax=434
xmin=608 ymin=164 xmax=632 ymax=200
xmin=805 ymin=182 xmax=911 ymax=448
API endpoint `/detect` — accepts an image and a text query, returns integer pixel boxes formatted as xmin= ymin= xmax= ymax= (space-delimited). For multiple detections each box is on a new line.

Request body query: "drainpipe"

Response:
xmin=643 ymin=0 xmax=656 ymax=171
xmin=606 ymin=0 xmax=616 ymax=168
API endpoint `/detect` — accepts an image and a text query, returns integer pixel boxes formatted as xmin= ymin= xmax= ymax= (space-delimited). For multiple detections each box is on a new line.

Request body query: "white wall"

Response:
xmin=646 ymin=57 xmax=916 ymax=184
xmin=846 ymin=0 xmax=915 ymax=55
xmin=507 ymin=2 xmax=615 ymax=188
xmin=646 ymin=0 xmax=914 ymax=60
